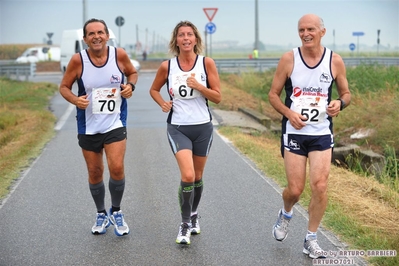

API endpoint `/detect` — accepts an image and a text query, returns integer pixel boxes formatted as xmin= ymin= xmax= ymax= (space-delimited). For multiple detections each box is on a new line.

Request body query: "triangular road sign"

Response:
xmin=203 ymin=8 xmax=218 ymax=22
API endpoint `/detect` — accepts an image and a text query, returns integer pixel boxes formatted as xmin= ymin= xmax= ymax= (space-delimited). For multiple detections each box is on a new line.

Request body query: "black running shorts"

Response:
xmin=281 ymin=133 xmax=333 ymax=157
xmin=167 ymin=122 xmax=213 ymax=156
xmin=78 ymin=127 xmax=127 ymax=153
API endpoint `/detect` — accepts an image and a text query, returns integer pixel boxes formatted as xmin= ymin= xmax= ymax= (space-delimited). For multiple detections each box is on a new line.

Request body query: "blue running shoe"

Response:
xmin=91 ymin=213 xmax=110 ymax=234
xmin=109 ymin=208 xmax=130 ymax=236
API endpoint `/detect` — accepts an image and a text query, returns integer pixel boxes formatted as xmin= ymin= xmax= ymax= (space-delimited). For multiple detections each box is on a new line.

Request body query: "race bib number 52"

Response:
xmin=92 ymin=87 xmax=122 ymax=114
xmin=292 ymin=96 xmax=327 ymax=124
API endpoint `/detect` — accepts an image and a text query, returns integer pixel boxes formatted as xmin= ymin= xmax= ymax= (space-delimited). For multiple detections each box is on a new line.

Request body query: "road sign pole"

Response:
xmin=210 ymin=34 xmax=212 ymax=57
xmin=119 ymin=27 xmax=121 ymax=47
xmin=204 ymin=31 xmax=208 ymax=57
xmin=115 ymin=16 xmax=125 ymax=47
xmin=203 ymin=8 xmax=218 ymax=58
xmin=352 ymin=32 xmax=364 ymax=57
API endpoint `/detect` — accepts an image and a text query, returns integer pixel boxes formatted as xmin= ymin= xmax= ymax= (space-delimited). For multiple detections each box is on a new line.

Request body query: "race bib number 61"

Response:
xmin=92 ymin=87 xmax=122 ymax=114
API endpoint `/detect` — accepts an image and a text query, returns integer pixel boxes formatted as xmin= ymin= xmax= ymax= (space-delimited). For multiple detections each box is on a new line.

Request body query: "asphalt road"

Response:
xmin=0 ymin=72 xmax=362 ymax=266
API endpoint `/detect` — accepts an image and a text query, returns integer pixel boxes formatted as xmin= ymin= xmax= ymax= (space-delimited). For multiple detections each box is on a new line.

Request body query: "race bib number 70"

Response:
xmin=92 ymin=87 xmax=122 ymax=114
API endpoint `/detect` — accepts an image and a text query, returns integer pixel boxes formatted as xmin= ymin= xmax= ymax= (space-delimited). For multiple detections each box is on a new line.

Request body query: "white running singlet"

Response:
xmin=282 ymin=47 xmax=334 ymax=136
xmin=76 ymin=46 xmax=127 ymax=135
xmin=166 ymin=55 xmax=211 ymax=125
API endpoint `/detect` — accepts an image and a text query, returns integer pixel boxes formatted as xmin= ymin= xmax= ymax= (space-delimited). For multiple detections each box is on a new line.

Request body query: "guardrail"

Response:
xmin=0 ymin=57 xmax=398 ymax=78
xmin=214 ymin=57 xmax=399 ymax=73
xmin=343 ymin=57 xmax=399 ymax=67
xmin=0 ymin=62 xmax=36 ymax=81
xmin=214 ymin=58 xmax=280 ymax=73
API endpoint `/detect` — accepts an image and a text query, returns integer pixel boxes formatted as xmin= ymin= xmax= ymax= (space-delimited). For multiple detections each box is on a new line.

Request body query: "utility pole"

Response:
xmin=82 ymin=0 xmax=87 ymax=24
xmin=254 ymin=0 xmax=259 ymax=51
xmin=136 ymin=24 xmax=140 ymax=56
xmin=153 ymin=31 xmax=155 ymax=53
xmin=333 ymin=29 xmax=335 ymax=51
xmin=145 ymin=28 xmax=148 ymax=53
xmin=377 ymin=29 xmax=381 ymax=56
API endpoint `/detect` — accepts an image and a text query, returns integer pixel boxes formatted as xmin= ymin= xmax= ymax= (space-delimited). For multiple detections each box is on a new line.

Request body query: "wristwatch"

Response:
xmin=337 ymin=98 xmax=345 ymax=111
xmin=127 ymin=82 xmax=136 ymax=91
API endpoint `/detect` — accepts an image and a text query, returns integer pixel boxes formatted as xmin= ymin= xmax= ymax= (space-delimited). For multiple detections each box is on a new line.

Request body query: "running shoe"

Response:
xmin=109 ymin=209 xmax=130 ymax=236
xmin=176 ymin=222 xmax=191 ymax=245
xmin=190 ymin=214 xmax=201 ymax=235
xmin=91 ymin=212 xmax=110 ymax=234
xmin=272 ymin=209 xmax=292 ymax=241
xmin=303 ymin=236 xmax=327 ymax=259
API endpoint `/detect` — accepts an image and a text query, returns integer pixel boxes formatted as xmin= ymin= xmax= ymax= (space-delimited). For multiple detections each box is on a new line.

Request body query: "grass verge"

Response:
xmin=0 ymin=78 xmax=57 ymax=200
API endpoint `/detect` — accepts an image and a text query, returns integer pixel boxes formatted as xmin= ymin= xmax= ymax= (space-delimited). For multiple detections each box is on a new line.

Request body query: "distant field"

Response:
xmin=0 ymin=44 xmax=44 ymax=60
xmin=2 ymin=44 xmax=398 ymax=61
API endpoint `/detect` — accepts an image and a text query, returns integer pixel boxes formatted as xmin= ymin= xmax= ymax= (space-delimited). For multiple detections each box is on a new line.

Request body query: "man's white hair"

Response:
xmin=319 ymin=17 xmax=325 ymax=30
xmin=298 ymin=14 xmax=325 ymax=30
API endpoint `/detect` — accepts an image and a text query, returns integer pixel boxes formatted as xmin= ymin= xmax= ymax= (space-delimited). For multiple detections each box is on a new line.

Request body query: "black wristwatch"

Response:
xmin=337 ymin=98 xmax=345 ymax=111
xmin=127 ymin=82 xmax=136 ymax=91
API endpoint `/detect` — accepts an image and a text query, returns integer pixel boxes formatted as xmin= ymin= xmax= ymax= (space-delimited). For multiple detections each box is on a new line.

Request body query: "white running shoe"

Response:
xmin=303 ymin=236 xmax=327 ymax=259
xmin=91 ymin=213 xmax=110 ymax=234
xmin=272 ymin=209 xmax=291 ymax=241
xmin=109 ymin=209 xmax=130 ymax=236
xmin=176 ymin=222 xmax=191 ymax=245
xmin=190 ymin=214 xmax=201 ymax=235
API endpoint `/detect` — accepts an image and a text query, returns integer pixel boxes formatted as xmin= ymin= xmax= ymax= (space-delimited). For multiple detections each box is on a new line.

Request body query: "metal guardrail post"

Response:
xmin=30 ymin=63 xmax=36 ymax=78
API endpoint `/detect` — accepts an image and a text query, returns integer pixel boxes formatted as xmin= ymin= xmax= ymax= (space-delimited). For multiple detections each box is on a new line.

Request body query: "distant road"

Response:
xmin=0 ymin=72 xmax=366 ymax=266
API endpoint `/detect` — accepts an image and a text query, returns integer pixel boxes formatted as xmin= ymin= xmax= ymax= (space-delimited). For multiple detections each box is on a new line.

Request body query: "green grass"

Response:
xmin=0 ymin=78 xmax=58 ymax=199
xmin=221 ymin=64 xmax=399 ymax=163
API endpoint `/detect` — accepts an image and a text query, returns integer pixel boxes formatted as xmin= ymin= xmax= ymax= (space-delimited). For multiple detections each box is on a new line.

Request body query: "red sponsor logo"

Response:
xmin=293 ymin=87 xmax=302 ymax=97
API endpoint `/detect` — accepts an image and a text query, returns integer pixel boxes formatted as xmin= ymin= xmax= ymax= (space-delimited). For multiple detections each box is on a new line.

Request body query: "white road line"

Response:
xmin=54 ymin=103 xmax=74 ymax=130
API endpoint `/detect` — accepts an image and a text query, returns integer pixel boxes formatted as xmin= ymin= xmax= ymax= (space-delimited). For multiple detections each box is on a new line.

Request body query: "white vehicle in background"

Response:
xmin=60 ymin=28 xmax=140 ymax=73
xmin=16 ymin=46 xmax=60 ymax=63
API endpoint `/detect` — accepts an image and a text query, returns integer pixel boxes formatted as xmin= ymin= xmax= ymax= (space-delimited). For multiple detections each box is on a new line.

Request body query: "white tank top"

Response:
xmin=166 ymin=55 xmax=211 ymax=125
xmin=76 ymin=47 xmax=127 ymax=134
xmin=283 ymin=47 xmax=334 ymax=136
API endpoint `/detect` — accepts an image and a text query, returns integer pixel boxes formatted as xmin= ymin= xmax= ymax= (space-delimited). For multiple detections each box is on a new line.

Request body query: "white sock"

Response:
xmin=282 ymin=208 xmax=293 ymax=217
xmin=306 ymin=230 xmax=317 ymax=240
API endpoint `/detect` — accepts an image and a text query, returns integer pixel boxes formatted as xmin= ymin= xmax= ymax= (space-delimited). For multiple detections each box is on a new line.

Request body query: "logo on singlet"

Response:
xmin=319 ymin=72 xmax=331 ymax=83
xmin=110 ymin=74 xmax=121 ymax=84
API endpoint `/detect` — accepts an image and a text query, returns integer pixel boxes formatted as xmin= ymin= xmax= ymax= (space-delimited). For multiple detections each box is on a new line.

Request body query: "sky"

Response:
xmin=0 ymin=0 xmax=398 ymax=51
